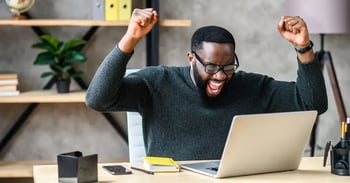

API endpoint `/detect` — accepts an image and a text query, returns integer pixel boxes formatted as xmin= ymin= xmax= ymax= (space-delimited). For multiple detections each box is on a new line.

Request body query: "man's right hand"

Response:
xmin=119 ymin=8 xmax=159 ymax=53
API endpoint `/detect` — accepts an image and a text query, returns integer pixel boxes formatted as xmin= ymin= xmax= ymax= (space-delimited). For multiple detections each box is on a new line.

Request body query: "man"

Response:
xmin=86 ymin=8 xmax=327 ymax=160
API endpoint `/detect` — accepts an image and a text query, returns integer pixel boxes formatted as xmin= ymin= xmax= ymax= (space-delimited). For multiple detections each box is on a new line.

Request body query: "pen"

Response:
xmin=341 ymin=121 xmax=346 ymax=149
xmin=341 ymin=121 xmax=345 ymax=140
xmin=130 ymin=166 xmax=154 ymax=175
xmin=346 ymin=117 xmax=350 ymax=139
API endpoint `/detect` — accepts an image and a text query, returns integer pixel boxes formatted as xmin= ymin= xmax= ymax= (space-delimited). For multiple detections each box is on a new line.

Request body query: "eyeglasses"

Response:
xmin=192 ymin=51 xmax=239 ymax=74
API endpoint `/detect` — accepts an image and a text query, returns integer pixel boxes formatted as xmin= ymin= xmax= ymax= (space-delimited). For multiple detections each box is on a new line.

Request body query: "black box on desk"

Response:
xmin=57 ymin=151 xmax=98 ymax=183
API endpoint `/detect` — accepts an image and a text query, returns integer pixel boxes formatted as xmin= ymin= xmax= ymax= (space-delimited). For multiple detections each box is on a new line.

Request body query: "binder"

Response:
xmin=105 ymin=0 xmax=118 ymax=21
xmin=118 ymin=0 xmax=132 ymax=20
xmin=92 ymin=0 xmax=105 ymax=20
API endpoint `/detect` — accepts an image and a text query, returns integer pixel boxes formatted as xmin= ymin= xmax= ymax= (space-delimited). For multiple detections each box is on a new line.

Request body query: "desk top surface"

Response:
xmin=33 ymin=157 xmax=349 ymax=183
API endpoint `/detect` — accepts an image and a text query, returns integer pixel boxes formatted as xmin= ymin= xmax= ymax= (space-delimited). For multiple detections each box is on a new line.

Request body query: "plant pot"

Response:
xmin=57 ymin=79 xmax=71 ymax=93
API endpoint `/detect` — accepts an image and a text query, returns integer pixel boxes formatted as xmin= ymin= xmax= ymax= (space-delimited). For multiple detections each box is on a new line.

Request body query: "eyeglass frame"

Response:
xmin=191 ymin=51 xmax=240 ymax=74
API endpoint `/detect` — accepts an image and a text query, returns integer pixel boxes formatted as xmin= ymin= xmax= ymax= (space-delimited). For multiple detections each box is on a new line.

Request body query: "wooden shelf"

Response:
xmin=0 ymin=160 xmax=54 ymax=178
xmin=0 ymin=90 xmax=85 ymax=103
xmin=0 ymin=19 xmax=191 ymax=27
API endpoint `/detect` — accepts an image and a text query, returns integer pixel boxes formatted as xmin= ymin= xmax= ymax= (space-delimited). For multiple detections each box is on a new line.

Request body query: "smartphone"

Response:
xmin=103 ymin=165 xmax=132 ymax=175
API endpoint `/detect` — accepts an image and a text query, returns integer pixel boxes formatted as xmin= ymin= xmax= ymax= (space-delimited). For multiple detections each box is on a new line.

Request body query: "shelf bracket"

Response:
xmin=146 ymin=0 xmax=159 ymax=66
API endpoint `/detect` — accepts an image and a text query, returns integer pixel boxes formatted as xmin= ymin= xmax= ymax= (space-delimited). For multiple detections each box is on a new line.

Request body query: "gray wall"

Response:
xmin=0 ymin=0 xmax=349 ymax=161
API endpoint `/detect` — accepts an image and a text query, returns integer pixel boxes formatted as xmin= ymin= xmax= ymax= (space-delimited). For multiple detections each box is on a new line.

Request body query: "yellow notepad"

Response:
xmin=143 ymin=156 xmax=180 ymax=172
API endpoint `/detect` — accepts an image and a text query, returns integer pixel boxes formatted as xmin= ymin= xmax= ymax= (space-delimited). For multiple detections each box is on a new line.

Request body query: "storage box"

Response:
xmin=57 ymin=151 xmax=98 ymax=183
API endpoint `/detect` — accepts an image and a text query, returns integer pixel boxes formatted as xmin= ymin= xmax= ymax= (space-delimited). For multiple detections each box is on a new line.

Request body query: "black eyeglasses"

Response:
xmin=192 ymin=51 xmax=239 ymax=74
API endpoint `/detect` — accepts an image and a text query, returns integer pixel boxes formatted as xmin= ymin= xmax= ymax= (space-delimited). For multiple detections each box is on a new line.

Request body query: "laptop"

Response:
xmin=181 ymin=110 xmax=317 ymax=178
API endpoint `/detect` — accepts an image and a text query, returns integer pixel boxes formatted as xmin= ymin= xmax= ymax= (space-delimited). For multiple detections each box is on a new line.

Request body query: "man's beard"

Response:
xmin=192 ymin=65 xmax=226 ymax=101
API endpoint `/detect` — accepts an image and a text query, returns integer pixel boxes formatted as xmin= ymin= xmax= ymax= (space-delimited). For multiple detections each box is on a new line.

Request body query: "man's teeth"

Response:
xmin=209 ymin=81 xmax=223 ymax=90
xmin=210 ymin=81 xmax=221 ymax=86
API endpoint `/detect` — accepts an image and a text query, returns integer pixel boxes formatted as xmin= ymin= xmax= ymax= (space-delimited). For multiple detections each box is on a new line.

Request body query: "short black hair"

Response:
xmin=191 ymin=25 xmax=235 ymax=52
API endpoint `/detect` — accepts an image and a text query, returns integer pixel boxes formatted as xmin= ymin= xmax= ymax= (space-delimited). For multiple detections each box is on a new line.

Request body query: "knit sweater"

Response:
xmin=86 ymin=46 xmax=328 ymax=160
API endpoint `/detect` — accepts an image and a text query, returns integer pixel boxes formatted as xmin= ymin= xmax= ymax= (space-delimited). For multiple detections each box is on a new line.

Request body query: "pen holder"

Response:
xmin=324 ymin=140 xmax=350 ymax=176
xmin=57 ymin=151 xmax=98 ymax=183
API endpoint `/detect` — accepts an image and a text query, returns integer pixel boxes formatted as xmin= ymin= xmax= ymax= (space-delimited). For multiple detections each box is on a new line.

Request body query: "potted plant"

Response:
xmin=32 ymin=34 xmax=87 ymax=93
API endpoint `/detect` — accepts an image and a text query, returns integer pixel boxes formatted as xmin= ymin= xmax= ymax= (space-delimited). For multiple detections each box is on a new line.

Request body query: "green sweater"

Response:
xmin=86 ymin=46 xmax=327 ymax=160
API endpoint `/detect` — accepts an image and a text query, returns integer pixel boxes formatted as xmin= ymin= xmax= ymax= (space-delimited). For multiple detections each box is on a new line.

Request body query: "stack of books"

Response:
xmin=143 ymin=156 xmax=180 ymax=173
xmin=0 ymin=71 xmax=19 ymax=96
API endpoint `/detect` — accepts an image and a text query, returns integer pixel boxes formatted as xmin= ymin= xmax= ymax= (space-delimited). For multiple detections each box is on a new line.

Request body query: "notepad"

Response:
xmin=143 ymin=156 xmax=180 ymax=172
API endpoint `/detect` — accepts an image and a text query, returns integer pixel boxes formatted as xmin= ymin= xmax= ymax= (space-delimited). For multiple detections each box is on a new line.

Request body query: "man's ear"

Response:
xmin=187 ymin=52 xmax=194 ymax=63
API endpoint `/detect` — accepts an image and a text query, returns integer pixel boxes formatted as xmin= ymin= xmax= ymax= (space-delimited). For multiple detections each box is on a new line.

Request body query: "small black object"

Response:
xmin=130 ymin=166 xmax=154 ymax=175
xmin=103 ymin=165 xmax=132 ymax=175
xmin=294 ymin=41 xmax=313 ymax=54
xmin=324 ymin=140 xmax=350 ymax=176
xmin=323 ymin=141 xmax=331 ymax=167
xmin=57 ymin=151 xmax=98 ymax=183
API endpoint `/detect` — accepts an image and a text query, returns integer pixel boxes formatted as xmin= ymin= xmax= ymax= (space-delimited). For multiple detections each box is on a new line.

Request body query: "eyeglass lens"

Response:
xmin=192 ymin=51 xmax=238 ymax=74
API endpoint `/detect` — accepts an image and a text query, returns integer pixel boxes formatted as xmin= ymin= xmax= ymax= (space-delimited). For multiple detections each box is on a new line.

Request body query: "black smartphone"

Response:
xmin=103 ymin=165 xmax=132 ymax=175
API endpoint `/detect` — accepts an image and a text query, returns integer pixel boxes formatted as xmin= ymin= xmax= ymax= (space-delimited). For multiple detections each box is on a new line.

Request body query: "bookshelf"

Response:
xmin=0 ymin=1 xmax=191 ymax=158
xmin=0 ymin=19 xmax=191 ymax=27
xmin=0 ymin=18 xmax=191 ymax=102
xmin=0 ymin=90 xmax=85 ymax=103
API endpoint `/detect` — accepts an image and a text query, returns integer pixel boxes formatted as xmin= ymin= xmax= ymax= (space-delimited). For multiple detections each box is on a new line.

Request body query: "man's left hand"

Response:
xmin=278 ymin=16 xmax=310 ymax=48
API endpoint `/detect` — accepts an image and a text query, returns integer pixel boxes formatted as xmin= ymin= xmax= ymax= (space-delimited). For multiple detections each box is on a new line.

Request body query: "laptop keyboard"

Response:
xmin=206 ymin=167 xmax=218 ymax=172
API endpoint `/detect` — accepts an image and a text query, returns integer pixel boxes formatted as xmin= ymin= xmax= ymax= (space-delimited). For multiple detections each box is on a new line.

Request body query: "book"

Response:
xmin=0 ymin=85 xmax=17 ymax=91
xmin=0 ymin=79 xmax=18 ymax=86
xmin=0 ymin=90 xmax=20 ymax=96
xmin=0 ymin=71 xmax=18 ymax=80
xmin=143 ymin=156 xmax=180 ymax=172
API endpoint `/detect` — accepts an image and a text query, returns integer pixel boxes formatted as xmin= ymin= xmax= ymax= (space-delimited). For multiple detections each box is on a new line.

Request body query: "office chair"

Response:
xmin=124 ymin=69 xmax=146 ymax=163
xmin=127 ymin=111 xmax=146 ymax=163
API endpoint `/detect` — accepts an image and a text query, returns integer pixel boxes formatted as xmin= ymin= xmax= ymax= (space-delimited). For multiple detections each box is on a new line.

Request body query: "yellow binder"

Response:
xmin=105 ymin=0 xmax=118 ymax=21
xmin=118 ymin=0 xmax=132 ymax=20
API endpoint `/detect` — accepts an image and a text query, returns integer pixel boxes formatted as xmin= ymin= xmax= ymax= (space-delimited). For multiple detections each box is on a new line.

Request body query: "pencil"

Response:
xmin=346 ymin=118 xmax=350 ymax=138
xmin=341 ymin=121 xmax=345 ymax=139
xmin=130 ymin=166 xmax=154 ymax=175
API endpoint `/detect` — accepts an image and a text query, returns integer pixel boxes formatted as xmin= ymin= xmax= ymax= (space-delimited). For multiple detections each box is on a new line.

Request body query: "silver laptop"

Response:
xmin=181 ymin=110 xmax=317 ymax=178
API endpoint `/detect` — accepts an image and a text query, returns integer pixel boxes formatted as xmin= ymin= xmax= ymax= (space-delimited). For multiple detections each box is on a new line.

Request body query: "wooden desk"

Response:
xmin=33 ymin=157 xmax=349 ymax=183
xmin=0 ymin=160 xmax=54 ymax=178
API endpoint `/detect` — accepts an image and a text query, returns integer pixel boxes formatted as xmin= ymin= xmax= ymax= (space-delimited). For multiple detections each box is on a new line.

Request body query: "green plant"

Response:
xmin=32 ymin=34 xmax=87 ymax=80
